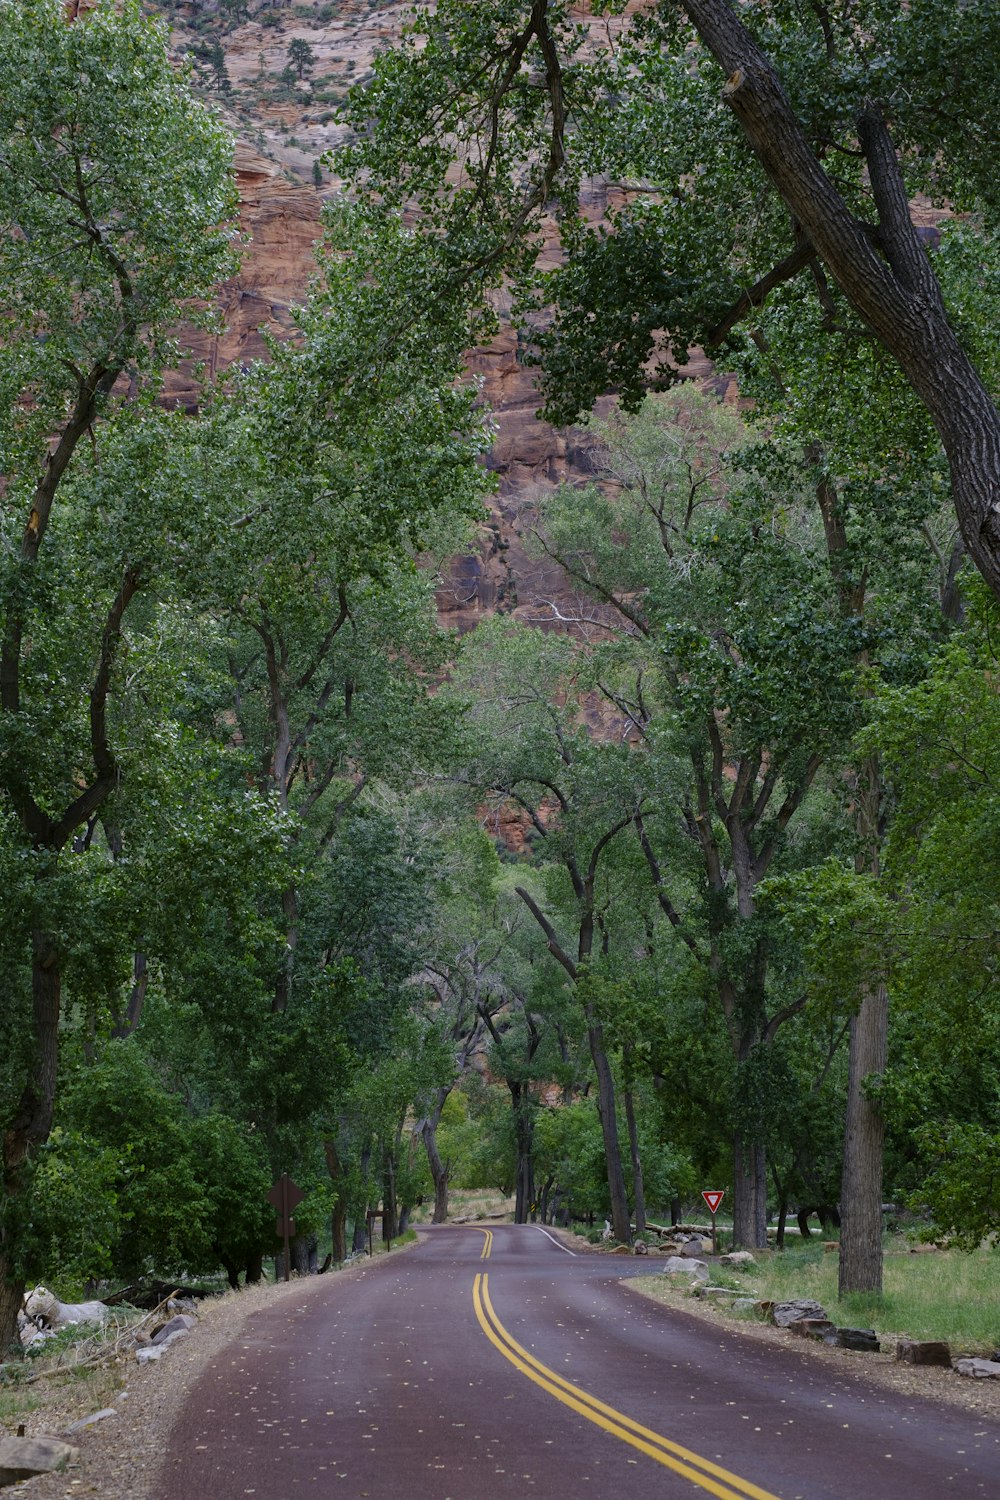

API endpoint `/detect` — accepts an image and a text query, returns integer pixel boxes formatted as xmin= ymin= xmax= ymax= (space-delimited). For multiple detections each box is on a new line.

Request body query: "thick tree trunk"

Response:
xmin=324 ymin=1138 xmax=350 ymax=1260
xmin=839 ymin=750 xmax=889 ymax=1296
xmin=732 ymin=1135 xmax=768 ymax=1250
xmin=623 ymin=1071 xmax=646 ymax=1237
xmin=839 ymin=981 xmax=888 ymax=1296
xmin=588 ymin=1021 xmax=631 ymax=1244
xmin=244 ymin=1251 xmax=264 ymax=1284
xmin=331 ymin=1200 xmax=348 ymax=1263
xmin=0 ymin=1259 xmax=26 ymax=1361
xmin=420 ymin=1117 xmax=450 ymax=1224
xmin=0 ymin=933 xmax=62 ymax=1355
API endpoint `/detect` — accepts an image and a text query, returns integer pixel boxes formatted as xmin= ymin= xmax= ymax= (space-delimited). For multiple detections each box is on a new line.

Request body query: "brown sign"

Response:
xmin=267 ymin=1174 xmax=305 ymax=1281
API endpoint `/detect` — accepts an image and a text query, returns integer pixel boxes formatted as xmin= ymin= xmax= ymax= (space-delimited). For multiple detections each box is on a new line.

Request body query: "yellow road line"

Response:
xmin=470 ymin=1228 xmax=492 ymax=1260
xmin=473 ymin=1273 xmax=783 ymax=1500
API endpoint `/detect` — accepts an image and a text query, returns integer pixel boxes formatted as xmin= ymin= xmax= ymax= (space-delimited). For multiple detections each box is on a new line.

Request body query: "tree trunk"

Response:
xmin=324 ymin=1136 xmax=351 ymax=1259
xmin=623 ymin=1071 xmax=646 ymax=1237
xmin=382 ymin=1152 xmax=398 ymax=1242
xmin=420 ymin=1117 xmax=450 ymax=1224
xmin=588 ymin=1020 xmax=631 ymax=1244
xmin=839 ymin=749 xmax=889 ymax=1296
xmin=511 ymin=1083 xmax=536 ymax=1225
xmin=0 ymin=1259 xmax=26 ymax=1361
xmin=0 ymin=932 xmax=62 ymax=1355
xmin=732 ymin=1135 xmax=768 ymax=1249
xmin=839 ymin=980 xmax=888 ymax=1296
xmin=244 ymin=1251 xmax=264 ymax=1284
xmin=331 ymin=1200 xmax=348 ymax=1263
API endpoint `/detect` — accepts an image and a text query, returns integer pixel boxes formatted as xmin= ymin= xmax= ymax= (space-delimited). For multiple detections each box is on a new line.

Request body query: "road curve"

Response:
xmin=160 ymin=1224 xmax=999 ymax=1499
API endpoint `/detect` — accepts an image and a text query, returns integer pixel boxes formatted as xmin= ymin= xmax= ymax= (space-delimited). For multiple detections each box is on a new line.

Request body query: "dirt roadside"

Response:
xmin=10 ymin=1263 xmax=374 ymax=1500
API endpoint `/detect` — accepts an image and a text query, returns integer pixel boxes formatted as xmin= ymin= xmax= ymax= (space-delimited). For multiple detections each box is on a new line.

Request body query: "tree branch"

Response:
xmin=514 ymin=884 xmax=578 ymax=979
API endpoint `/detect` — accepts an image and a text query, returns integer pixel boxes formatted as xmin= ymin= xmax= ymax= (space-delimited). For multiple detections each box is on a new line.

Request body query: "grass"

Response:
xmin=409 ymin=1188 xmax=516 ymax=1225
xmin=670 ymin=1239 xmax=1000 ymax=1352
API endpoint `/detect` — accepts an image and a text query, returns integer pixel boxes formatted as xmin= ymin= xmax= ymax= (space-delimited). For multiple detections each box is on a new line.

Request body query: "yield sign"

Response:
xmin=702 ymin=1190 xmax=725 ymax=1215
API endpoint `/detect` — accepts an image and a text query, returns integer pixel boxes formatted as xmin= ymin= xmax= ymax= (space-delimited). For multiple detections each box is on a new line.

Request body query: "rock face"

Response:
xmin=0 ymin=1436 xmax=78 ymax=1486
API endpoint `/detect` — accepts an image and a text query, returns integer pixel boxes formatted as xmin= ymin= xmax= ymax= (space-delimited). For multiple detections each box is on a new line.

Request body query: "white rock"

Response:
xmin=661 ymin=1256 xmax=709 ymax=1280
xmin=720 ymin=1251 xmax=757 ymax=1268
xmin=65 ymin=1409 xmax=117 ymax=1435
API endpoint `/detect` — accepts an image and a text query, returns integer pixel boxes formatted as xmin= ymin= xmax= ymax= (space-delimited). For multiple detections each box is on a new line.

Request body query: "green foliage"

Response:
xmin=912 ymin=1124 xmax=1000 ymax=1252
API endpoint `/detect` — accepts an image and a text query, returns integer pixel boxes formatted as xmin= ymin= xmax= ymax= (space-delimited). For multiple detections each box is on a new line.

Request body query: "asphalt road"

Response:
xmin=161 ymin=1225 xmax=999 ymax=1500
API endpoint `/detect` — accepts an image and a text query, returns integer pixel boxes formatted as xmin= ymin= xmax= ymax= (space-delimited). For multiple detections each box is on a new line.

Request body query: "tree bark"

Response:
xmin=421 ymin=1117 xmax=451 ymax=1224
xmin=623 ymin=1063 xmax=646 ymax=1237
xmin=838 ymin=742 xmax=889 ymax=1295
xmin=588 ymin=1020 xmax=631 ymax=1243
xmin=838 ymin=981 xmax=888 ymax=1295
xmin=732 ymin=1135 xmax=768 ymax=1250
xmin=511 ymin=1085 xmax=536 ymax=1224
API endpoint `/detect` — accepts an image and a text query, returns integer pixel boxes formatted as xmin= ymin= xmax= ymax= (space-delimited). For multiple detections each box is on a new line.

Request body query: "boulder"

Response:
xmin=834 ymin=1327 xmax=880 ymax=1353
xmin=678 ymin=1237 xmax=711 ymax=1257
xmin=633 ymin=1240 xmax=649 ymax=1255
xmin=895 ymin=1338 xmax=951 ymax=1366
xmin=151 ymin=1313 xmax=197 ymax=1345
xmin=719 ymin=1251 xmax=756 ymax=1269
xmin=772 ymin=1299 xmax=828 ymax=1327
xmin=661 ymin=1256 xmax=709 ymax=1281
xmin=135 ymin=1346 xmax=163 ymax=1365
xmin=787 ymin=1317 xmax=837 ymax=1341
xmin=0 ymin=1437 xmax=78 ymax=1486
xmin=733 ymin=1298 xmax=759 ymax=1313
xmin=953 ymin=1358 xmax=1000 ymax=1379
xmin=155 ymin=1328 xmax=192 ymax=1352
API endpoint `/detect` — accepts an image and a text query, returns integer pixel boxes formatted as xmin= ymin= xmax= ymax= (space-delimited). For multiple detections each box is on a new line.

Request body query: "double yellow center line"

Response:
xmin=475 ymin=1228 xmax=493 ymax=1259
xmin=472 ymin=1272 xmax=782 ymax=1500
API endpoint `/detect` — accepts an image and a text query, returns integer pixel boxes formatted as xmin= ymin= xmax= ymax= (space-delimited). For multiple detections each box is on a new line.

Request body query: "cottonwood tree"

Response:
xmin=527 ymin=391 xmax=865 ymax=1246
xmin=0 ymin=0 xmax=237 ymax=1352
xmin=454 ymin=618 xmax=652 ymax=1242
xmin=338 ymin=0 xmax=1000 ymax=598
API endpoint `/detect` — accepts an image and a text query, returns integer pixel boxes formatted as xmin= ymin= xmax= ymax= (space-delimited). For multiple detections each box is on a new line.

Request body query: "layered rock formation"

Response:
xmin=158 ymin=0 xmax=709 ymax=631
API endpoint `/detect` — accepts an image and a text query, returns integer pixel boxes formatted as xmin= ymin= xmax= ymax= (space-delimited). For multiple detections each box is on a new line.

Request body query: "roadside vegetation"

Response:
xmin=1 ymin=0 xmax=998 ymax=1369
xmin=636 ymin=1240 xmax=1000 ymax=1354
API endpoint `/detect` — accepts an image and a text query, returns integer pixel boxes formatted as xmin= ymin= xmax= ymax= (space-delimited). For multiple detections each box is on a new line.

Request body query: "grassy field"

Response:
xmin=683 ymin=1239 xmax=1000 ymax=1352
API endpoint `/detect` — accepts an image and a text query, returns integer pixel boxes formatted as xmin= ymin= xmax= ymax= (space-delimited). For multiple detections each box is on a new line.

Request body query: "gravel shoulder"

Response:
xmin=12 ymin=1263 xmax=378 ymax=1500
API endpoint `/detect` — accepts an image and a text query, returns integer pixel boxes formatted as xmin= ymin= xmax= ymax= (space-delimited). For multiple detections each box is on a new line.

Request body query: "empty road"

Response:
xmin=161 ymin=1224 xmax=999 ymax=1499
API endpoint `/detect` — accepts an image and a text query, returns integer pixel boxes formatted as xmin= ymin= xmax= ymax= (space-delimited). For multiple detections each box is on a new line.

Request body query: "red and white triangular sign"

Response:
xmin=702 ymin=1190 xmax=725 ymax=1215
